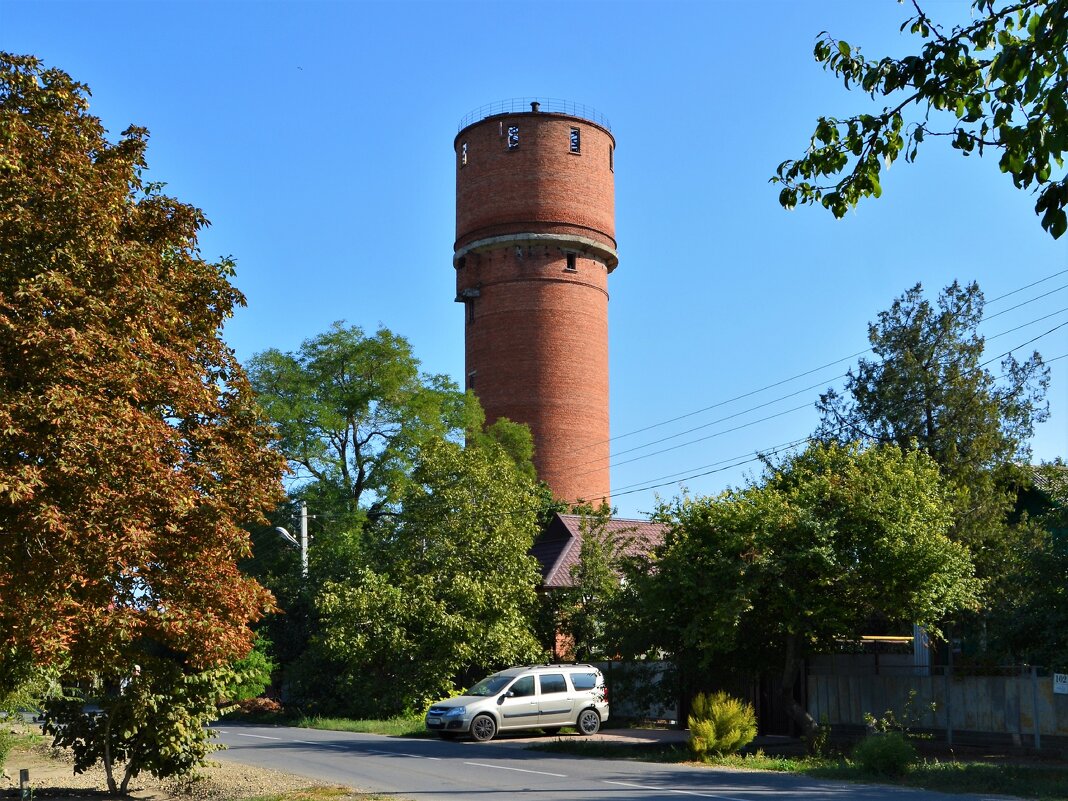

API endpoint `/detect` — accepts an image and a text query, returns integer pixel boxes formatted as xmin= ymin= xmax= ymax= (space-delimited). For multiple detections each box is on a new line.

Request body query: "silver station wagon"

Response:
xmin=425 ymin=664 xmax=610 ymax=742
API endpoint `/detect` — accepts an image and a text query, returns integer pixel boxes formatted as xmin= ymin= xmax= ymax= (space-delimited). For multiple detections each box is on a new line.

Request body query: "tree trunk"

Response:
xmin=102 ymin=712 xmax=118 ymax=795
xmin=120 ymin=765 xmax=135 ymax=795
xmin=779 ymin=634 xmax=817 ymax=739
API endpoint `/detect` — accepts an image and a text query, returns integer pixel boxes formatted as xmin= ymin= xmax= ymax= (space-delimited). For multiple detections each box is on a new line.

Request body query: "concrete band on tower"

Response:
xmin=454 ymin=100 xmax=616 ymax=505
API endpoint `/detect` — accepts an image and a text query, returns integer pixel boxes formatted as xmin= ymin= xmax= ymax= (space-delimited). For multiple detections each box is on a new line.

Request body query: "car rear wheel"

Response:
xmin=577 ymin=708 xmax=601 ymax=736
xmin=470 ymin=714 xmax=497 ymax=742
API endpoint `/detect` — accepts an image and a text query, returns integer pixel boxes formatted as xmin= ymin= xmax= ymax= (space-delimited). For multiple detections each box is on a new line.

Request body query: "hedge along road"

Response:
xmin=215 ymin=722 xmax=981 ymax=801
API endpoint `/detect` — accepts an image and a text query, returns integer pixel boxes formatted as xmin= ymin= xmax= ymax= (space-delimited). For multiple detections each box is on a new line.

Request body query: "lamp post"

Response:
xmin=274 ymin=500 xmax=309 ymax=578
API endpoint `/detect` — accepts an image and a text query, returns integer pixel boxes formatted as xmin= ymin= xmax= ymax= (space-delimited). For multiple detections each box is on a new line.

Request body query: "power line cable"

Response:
xmin=579 ymin=305 xmax=1068 ymax=475
xmin=573 ymin=269 xmax=1068 ymax=459
xmin=599 ymin=334 xmax=1067 ymax=507
xmin=607 ymin=377 xmax=838 ymax=461
xmin=576 ymin=401 xmax=813 ymax=477
xmin=981 ymin=320 xmax=1068 ymax=368
xmin=980 ymin=283 xmax=1068 ymax=323
xmin=986 ymin=268 xmax=1068 ymax=305
xmin=610 ymin=435 xmax=813 ymax=493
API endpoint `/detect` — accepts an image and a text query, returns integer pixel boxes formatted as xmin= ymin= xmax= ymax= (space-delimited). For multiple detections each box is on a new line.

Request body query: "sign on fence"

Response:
xmin=1055 ymin=673 xmax=1068 ymax=695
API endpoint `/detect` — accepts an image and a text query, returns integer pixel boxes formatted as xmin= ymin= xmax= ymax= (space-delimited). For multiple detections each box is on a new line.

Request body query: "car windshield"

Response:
xmin=466 ymin=675 xmax=513 ymax=697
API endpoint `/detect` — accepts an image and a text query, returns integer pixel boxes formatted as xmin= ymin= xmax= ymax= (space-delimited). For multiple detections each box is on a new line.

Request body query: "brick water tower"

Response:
xmin=454 ymin=99 xmax=617 ymax=504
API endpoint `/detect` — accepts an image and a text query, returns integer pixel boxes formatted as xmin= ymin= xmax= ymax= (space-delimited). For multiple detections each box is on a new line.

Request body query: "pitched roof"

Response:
xmin=531 ymin=512 xmax=668 ymax=589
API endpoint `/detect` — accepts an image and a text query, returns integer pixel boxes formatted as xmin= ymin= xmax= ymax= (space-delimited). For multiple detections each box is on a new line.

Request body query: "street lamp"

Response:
xmin=274 ymin=500 xmax=309 ymax=578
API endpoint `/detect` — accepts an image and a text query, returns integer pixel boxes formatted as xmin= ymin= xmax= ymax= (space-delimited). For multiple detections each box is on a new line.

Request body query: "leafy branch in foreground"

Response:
xmin=773 ymin=0 xmax=1068 ymax=238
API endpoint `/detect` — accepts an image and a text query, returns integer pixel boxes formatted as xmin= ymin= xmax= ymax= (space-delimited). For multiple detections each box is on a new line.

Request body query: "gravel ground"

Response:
xmin=1 ymin=727 xmax=343 ymax=801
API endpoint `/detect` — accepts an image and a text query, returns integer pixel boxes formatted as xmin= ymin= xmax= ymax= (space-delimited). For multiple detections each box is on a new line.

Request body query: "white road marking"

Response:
xmin=367 ymin=748 xmax=441 ymax=760
xmin=602 ymin=780 xmax=751 ymax=800
xmin=233 ymin=733 xmax=282 ymax=740
xmin=465 ymin=761 xmax=567 ymax=778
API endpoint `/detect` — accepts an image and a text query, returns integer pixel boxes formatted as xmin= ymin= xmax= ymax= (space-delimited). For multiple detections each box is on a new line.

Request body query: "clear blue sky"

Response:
xmin=4 ymin=0 xmax=1065 ymax=519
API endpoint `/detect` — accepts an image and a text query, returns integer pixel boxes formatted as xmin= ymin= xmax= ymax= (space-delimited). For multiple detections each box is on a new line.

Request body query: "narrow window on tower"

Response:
xmin=467 ymin=370 xmax=476 ymax=389
xmin=569 ymin=127 xmax=581 ymax=153
xmin=461 ymin=141 xmax=468 ymax=167
xmin=609 ymin=144 xmax=614 ymax=172
xmin=565 ymin=253 xmax=577 ymax=272
xmin=507 ymin=125 xmax=520 ymax=149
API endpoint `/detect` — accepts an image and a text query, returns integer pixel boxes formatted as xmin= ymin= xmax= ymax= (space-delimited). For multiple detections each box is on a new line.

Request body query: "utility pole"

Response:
xmin=275 ymin=500 xmax=310 ymax=579
xmin=300 ymin=500 xmax=309 ymax=579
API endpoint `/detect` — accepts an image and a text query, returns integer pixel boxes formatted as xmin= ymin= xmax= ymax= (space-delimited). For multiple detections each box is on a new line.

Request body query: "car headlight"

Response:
xmin=444 ymin=706 xmax=466 ymax=718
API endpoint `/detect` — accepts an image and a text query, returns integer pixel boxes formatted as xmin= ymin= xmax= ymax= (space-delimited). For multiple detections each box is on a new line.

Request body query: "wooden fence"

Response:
xmin=807 ymin=656 xmax=1068 ymax=749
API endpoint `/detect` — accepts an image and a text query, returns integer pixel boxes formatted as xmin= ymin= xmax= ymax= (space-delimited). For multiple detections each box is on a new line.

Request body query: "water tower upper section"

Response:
xmin=454 ymin=100 xmax=617 ymax=269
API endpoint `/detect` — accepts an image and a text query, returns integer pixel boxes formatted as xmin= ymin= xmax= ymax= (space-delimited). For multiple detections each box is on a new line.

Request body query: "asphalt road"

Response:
xmin=213 ymin=723 xmax=1015 ymax=801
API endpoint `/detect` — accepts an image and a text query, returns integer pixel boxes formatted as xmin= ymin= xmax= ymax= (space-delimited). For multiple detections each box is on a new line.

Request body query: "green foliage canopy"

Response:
xmin=247 ymin=323 xmax=483 ymax=525
xmin=816 ymin=281 xmax=1048 ymax=588
xmin=617 ymin=442 xmax=979 ymax=734
xmin=298 ymin=438 xmax=544 ymax=716
xmin=44 ymin=660 xmax=247 ymax=795
xmin=245 ymin=324 xmax=543 ymax=714
xmin=773 ymin=0 xmax=1068 ymax=238
xmin=548 ymin=505 xmax=632 ymax=661
xmin=989 ymin=463 xmax=1068 ymax=666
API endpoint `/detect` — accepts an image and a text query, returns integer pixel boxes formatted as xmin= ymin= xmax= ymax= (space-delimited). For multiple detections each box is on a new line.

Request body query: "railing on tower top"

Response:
xmin=458 ymin=98 xmax=612 ymax=133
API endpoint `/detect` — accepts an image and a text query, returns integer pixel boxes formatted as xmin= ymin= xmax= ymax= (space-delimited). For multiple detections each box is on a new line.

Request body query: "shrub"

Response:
xmin=687 ymin=691 xmax=757 ymax=758
xmin=224 ymin=639 xmax=277 ymax=703
xmin=236 ymin=697 xmax=283 ymax=716
xmin=43 ymin=659 xmax=238 ymax=795
xmin=852 ymin=731 xmax=916 ymax=776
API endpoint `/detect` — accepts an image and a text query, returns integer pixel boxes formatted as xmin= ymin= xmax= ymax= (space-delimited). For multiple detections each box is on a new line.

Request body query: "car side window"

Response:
xmin=539 ymin=673 xmax=567 ymax=694
xmin=509 ymin=675 xmax=535 ymax=697
xmin=570 ymin=672 xmax=597 ymax=691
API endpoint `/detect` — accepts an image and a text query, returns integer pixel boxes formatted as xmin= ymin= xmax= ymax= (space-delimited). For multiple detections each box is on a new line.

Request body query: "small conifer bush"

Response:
xmin=687 ymin=691 xmax=757 ymax=758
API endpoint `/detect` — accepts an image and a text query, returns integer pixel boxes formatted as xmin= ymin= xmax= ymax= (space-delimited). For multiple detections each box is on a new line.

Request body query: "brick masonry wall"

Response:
xmin=455 ymin=110 xmax=615 ymax=504
xmin=459 ymin=247 xmax=610 ymax=504
xmin=455 ymin=112 xmax=616 ymax=252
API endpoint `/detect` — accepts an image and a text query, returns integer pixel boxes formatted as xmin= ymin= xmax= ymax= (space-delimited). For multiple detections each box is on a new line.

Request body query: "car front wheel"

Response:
xmin=470 ymin=714 xmax=497 ymax=742
xmin=577 ymin=709 xmax=601 ymax=736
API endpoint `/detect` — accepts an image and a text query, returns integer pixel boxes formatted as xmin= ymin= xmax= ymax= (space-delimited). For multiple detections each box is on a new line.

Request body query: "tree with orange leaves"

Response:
xmin=0 ymin=52 xmax=284 ymax=790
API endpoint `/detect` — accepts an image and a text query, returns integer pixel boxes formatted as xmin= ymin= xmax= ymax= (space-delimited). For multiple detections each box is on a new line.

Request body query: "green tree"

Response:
xmin=245 ymin=325 xmax=540 ymax=709
xmin=988 ymin=462 xmax=1068 ymax=666
xmin=815 ymin=281 xmax=1048 ymax=594
xmin=298 ymin=438 xmax=544 ymax=715
xmin=550 ymin=504 xmax=631 ymax=661
xmin=772 ymin=0 xmax=1068 ymax=238
xmin=0 ymin=53 xmax=284 ymax=791
xmin=44 ymin=660 xmax=246 ymax=795
xmin=617 ymin=442 xmax=979 ymax=736
xmin=247 ymin=323 xmax=483 ymax=528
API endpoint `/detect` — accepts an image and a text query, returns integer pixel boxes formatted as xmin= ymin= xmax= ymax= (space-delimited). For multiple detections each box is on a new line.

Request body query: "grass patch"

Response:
xmin=899 ymin=761 xmax=1068 ymax=801
xmin=293 ymin=715 xmax=427 ymax=738
xmin=531 ymin=740 xmax=1068 ymax=800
